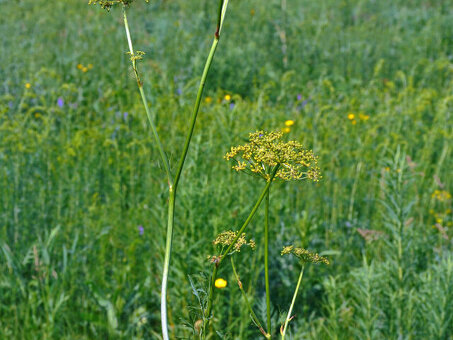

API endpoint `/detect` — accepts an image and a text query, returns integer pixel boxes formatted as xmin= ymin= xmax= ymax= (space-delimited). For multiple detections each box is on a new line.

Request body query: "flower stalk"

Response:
xmin=202 ymin=165 xmax=280 ymax=338
xmin=121 ymin=2 xmax=230 ymax=339
xmin=281 ymin=265 xmax=305 ymax=340
xmin=231 ymin=257 xmax=270 ymax=339
xmin=264 ymin=188 xmax=272 ymax=336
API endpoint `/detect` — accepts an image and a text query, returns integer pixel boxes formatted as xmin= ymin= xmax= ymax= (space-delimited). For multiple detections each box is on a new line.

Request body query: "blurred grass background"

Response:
xmin=0 ymin=0 xmax=452 ymax=339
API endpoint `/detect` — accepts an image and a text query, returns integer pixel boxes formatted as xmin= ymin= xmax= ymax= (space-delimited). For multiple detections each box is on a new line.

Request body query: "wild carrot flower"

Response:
xmin=225 ymin=130 xmax=320 ymax=182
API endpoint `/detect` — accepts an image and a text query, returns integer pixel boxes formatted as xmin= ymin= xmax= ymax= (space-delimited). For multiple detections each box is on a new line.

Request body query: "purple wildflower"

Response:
xmin=57 ymin=97 xmax=64 ymax=108
xmin=229 ymin=102 xmax=235 ymax=110
xmin=297 ymin=94 xmax=302 ymax=101
xmin=123 ymin=112 xmax=129 ymax=120
xmin=138 ymin=225 xmax=144 ymax=235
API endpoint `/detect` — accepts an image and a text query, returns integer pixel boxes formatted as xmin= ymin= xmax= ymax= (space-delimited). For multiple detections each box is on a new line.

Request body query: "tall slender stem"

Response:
xmin=123 ymin=7 xmax=173 ymax=186
xmin=281 ymin=265 xmax=305 ymax=340
xmin=203 ymin=165 xmax=280 ymax=338
xmin=231 ymin=258 xmax=270 ymax=339
xmin=123 ymin=3 xmax=230 ymax=339
xmin=173 ymin=38 xmax=218 ymax=188
xmin=264 ymin=188 xmax=272 ymax=336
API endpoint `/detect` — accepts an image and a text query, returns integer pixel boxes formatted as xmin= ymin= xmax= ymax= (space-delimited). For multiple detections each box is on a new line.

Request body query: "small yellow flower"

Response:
xmin=77 ymin=64 xmax=83 ymax=70
xmin=224 ymin=94 xmax=231 ymax=101
xmin=205 ymin=96 xmax=213 ymax=104
xmin=285 ymin=120 xmax=295 ymax=127
xmin=25 ymin=83 xmax=31 ymax=89
xmin=351 ymin=120 xmax=357 ymax=125
xmin=282 ymin=127 xmax=291 ymax=133
xmin=215 ymin=278 xmax=227 ymax=289
xmin=385 ymin=167 xmax=390 ymax=172
xmin=347 ymin=113 xmax=355 ymax=120
xmin=34 ymin=113 xmax=41 ymax=118
xmin=82 ymin=67 xmax=88 ymax=73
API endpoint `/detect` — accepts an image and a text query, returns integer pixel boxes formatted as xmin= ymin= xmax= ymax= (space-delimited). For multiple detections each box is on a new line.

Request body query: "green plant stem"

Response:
xmin=173 ymin=38 xmax=218 ymax=189
xmin=264 ymin=188 xmax=272 ymax=336
xmin=123 ymin=7 xmax=172 ymax=186
xmin=202 ymin=165 xmax=280 ymax=338
xmin=281 ymin=265 xmax=305 ymax=340
xmin=231 ymin=257 xmax=270 ymax=339
xmin=124 ymin=3 xmax=229 ymax=339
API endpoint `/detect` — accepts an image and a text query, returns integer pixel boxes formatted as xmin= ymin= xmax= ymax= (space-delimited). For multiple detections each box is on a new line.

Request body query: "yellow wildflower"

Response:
xmin=282 ymin=127 xmax=291 ymax=133
xmin=215 ymin=278 xmax=227 ymax=289
xmin=225 ymin=130 xmax=320 ymax=182
xmin=205 ymin=96 xmax=213 ymax=104
xmin=25 ymin=83 xmax=31 ymax=89
xmin=285 ymin=120 xmax=295 ymax=127
xmin=77 ymin=64 xmax=83 ymax=70
xmin=351 ymin=120 xmax=357 ymax=125
xmin=347 ymin=113 xmax=355 ymax=120
xmin=224 ymin=94 xmax=231 ymax=101
xmin=82 ymin=67 xmax=88 ymax=73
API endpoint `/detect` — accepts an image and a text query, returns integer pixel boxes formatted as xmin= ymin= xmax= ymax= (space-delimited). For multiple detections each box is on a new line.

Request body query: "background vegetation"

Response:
xmin=0 ymin=0 xmax=452 ymax=338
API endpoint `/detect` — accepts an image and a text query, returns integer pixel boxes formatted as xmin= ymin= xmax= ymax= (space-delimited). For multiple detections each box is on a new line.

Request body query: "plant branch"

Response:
xmin=123 ymin=7 xmax=173 ymax=187
xmin=281 ymin=265 xmax=305 ymax=340
xmin=264 ymin=188 xmax=272 ymax=336
xmin=203 ymin=165 xmax=280 ymax=338
xmin=231 ymin=257 xmax=270 ymax=339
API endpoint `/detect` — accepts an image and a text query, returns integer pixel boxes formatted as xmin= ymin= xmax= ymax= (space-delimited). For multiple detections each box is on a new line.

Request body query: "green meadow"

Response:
xmin=0 ymin=0 xmax=452 ymax=339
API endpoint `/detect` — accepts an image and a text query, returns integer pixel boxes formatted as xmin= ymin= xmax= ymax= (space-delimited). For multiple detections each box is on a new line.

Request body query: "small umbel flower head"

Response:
xmin=89 ymin=0 xmax=148 ymax=10
xmin=224 ymin=130 xmax=320 ymax=182
xmin=207 ymin=230 xmax=256 ymax=263
xmin=281 ymin=245 xmax=329 ymax=265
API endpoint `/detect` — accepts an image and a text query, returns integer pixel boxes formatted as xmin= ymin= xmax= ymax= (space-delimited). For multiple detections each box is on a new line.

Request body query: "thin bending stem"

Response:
xmin=173 ymin=38 xmax=218 ymax=188
xmin=203 ymin=165 xmax=280 ymax=338
xmin=123 ymin=2 xmax=230 ymax=339
xmin=281 ymin=265 xmax=305 ymax=340
xmin=123 ymin=7 xmax=173 ymax=186
xmin=231 ymin=258 xmax=270 ymax=339
xmin=264 ymin=188 xmax=272 ymax=336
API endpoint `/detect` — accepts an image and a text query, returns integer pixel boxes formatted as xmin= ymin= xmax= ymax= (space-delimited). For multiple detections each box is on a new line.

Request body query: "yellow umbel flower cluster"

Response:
xmin=213 ymin=230 xmax=256 ymax=252
xmin=281 ymin=245 xmax=329 ymax=265
xmin=225 ymin=130 xmax=320 ymax=182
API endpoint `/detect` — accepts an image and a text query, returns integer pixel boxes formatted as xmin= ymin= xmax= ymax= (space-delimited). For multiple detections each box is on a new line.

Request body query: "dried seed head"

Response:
xmin=225 ymin=130 xmax=321 ymax=182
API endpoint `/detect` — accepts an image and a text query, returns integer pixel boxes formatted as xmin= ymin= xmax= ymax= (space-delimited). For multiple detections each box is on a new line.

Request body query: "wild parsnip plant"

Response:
xmin=201 ymin=131 xmax=325 ymax=339
xmin=89 ymin=0 xmax=230 ymax=339
xmin=1 ymin=0 xmax=452 ymax=339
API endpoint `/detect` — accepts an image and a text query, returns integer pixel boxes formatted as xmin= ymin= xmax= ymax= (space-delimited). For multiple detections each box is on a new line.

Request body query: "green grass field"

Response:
xmin=1 ymin=0 xmax=452 ymax=339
